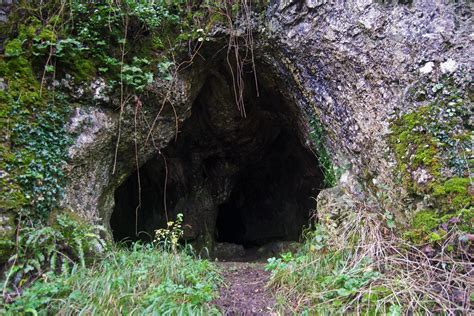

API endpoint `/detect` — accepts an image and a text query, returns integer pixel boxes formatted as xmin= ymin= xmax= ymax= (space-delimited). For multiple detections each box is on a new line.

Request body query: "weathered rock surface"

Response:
xmin=261 ymin=1 xmax=472 ymax=218
xmin=1 ymin=1 xmax=469 ymax=256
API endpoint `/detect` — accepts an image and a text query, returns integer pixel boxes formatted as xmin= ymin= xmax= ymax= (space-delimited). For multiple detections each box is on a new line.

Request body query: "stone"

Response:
xmin=440 ymin=58 xmax=458 ymax=74
xmin=90 ymin=78 xmax=110 ymax=103
xmin=413 ymin=167 xmax=433 ymax=186
xmin=305 ymin=0 xmax=323 ymax=9
xmin=419 ymin=62 xmax=434 ymax=74
xmin=316 ymin=185 xmax=356 ymax=229
xmin=213 ymin=242 xmax=246 ymax=259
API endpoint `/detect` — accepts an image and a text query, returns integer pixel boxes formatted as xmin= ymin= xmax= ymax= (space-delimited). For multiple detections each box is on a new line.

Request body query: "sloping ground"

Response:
xmin=214 ymin=262 xmax=276 ymax=315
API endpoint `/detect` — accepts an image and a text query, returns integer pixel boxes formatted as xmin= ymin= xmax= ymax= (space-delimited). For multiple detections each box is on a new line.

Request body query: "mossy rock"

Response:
xmin=389 ymin=82 xmax=471 ymax=196
xmin=406 ymin=207 xmax=473 ymax=244
xmin=71 ymin=58 xmax=96 ymax=82
xmin=432 ymin=177 xmax=473 ymax=211
xmin=390 ymin=77 xmax=473 ymax=243
xmin=0 ymin=210 xmax=16 ymax=262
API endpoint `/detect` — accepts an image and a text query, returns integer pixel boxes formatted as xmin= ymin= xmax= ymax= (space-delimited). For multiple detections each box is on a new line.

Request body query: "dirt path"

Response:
xmin=213 ymin=262 xmax=276 ymax=315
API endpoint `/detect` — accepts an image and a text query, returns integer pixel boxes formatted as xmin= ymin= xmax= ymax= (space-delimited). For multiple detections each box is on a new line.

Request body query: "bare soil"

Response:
xmin=213 ymin=262 xmax=276 ymax=315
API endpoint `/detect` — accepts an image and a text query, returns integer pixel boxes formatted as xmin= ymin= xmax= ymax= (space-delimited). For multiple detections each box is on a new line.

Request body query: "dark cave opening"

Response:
xmin=110 ymin=65 xmax=324 ymax=252
xmin=214 ymin=129 xmax=320 ymax=247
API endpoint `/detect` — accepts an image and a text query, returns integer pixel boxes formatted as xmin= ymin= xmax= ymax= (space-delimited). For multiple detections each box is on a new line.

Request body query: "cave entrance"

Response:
xmin=110 ymin=65 xmax=324 ymax=256
xmin=214 ymin=128 xmax=319 ymax=247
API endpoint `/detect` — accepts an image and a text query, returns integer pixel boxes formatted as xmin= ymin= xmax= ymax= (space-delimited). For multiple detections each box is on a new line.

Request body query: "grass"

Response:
xmin=2 ymin=243 xmax=222 ymax=315
xmin=266 ymin=207 xmax=473 ymax=314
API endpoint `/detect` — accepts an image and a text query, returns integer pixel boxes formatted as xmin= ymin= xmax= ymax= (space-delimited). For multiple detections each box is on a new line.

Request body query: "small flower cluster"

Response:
xmin=154 ymin=213 xmax=184 ymax=252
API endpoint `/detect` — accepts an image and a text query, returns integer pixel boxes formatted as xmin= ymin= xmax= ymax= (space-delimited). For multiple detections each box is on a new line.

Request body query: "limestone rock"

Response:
xmin=316 ymin=185 xmax=356 ymax=230
xmin=25 ymin=1 xmax=472 ymax=254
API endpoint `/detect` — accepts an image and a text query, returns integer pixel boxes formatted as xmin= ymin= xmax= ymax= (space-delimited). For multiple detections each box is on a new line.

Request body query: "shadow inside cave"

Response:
xmin=110 ymin=63 xmax=324 ymax=259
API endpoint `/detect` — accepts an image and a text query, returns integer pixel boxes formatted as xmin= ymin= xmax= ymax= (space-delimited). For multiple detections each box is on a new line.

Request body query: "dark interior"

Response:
xmin=110 ymin=64 xmax=324 ymax=249
xmin=215 ymin=129 xmax=319 ymax=246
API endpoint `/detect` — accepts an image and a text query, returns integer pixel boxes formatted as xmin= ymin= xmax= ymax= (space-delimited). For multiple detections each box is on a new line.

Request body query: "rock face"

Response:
xmin=56 ymin=1 xmax=472 ymax=250
xmin=263 ymin=0 xmax=472 ymax=213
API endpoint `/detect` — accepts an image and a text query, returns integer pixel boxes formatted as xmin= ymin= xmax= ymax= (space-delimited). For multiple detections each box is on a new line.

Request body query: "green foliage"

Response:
xmin=2 ymin=212 xmax=106 ymax=293
xmin=309 ymin=118 xmax=338 ymax=187
xmin=1 ymin=36 xmax=72 ymax=221
xmin=266 ymin=224 xmax=382 ymax=314
xmin=4 ymin=0 xmax=211 ymax=94
xmin=9 ymin=97 xmax=72 ymax=218
xmin=2 ymin=244 xmax=221 ymax=315
xmin=157 ymin=59 xmax=175 ymax=81
xmin=4 ymin=38 xmax=23 ymax=57
xmin=384 ymin=211 xmax=396 ymax=229
xmin=121 ymin=57 xmax=154 ymax=92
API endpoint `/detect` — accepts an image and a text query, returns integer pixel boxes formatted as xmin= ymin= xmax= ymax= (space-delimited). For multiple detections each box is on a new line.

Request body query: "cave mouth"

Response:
xmin=110 ymin=65 xmax=324 ymax=253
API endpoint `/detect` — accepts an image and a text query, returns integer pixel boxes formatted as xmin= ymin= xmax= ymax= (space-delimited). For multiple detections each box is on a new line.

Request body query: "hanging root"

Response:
xmin=224 ymin=0 xmax=259 ymax=118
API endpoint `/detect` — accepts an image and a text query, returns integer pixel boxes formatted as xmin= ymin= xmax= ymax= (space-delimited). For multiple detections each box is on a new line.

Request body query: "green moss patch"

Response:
xmin=390 ymin=78 xmax=473 ymax=244
xmin=433 ymin=177 xmax=473 ymax=211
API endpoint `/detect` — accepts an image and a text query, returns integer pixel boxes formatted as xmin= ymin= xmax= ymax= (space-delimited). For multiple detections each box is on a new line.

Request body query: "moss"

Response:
xmin=390 ymin=79 xmax=473 ymax=244
xmin=4 ymin=38 xmax=24 ymax=57
xmin=412 ymin=210 xmax=440 ymax=232
xmin=71 ymin=58 xmax=97 ymax=82
xmin=405 ymin=210 xmax=441 ymax=244
xmin=428 ymin=230 xmax=446 ymax=242
xmin=2 ymin=39 xmax=42 ymax=107
xmin=433 ymin=177 xmax=473 ymax=211
xmin=390 ymin=105 xmax=441 ymax=193
xmin=0 ymin=53 xmax=38 ymax=218
xmin=38 ymin=27 xmax=57 ymax=42
xmin=0 ymin=211 xmax=16 ymax=261
xmin=406 ymin=206 xmax=474 ymax=244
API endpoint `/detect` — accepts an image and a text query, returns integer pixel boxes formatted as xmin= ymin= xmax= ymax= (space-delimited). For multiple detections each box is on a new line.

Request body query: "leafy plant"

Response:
xmin=157 ymin=59 xmax=175 ymax=81
xmin=2 ymin=212 xmax=106 ymax=298
xmin=121 ymin=57 xmax=154 ymax=92
xmin=154 ymin=213 xmax=184 ymax=252
xmin=267 ymin=227 xmax=381 ymax=313
xmin=2 ymin=243 xmax=221 ymax=315
xmin=384 ymin=211 xmax=396 ymax=229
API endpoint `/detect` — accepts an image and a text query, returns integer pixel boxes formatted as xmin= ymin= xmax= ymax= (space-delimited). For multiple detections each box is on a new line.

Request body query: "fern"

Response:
xmin=3 ymin=212 xmax=107 ymax=294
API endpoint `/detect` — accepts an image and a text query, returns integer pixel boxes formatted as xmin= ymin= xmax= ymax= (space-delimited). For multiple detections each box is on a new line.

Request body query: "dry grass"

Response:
xmin=268 ymin=200 xmax=473 ymax=314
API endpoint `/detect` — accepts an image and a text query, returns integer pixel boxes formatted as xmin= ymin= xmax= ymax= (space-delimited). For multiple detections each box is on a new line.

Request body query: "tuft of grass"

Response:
xmin=267 ymin=206 xmax=473 ymax=314
xmin=2 ymin=243 xmax=222 ymax=315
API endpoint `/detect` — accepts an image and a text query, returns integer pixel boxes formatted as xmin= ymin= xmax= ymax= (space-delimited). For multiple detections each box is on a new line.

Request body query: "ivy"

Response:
xmin=309 ymin=118 xmax=338 ymax=187
xmin=5 ymin=93 xmax=72 ymax=220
